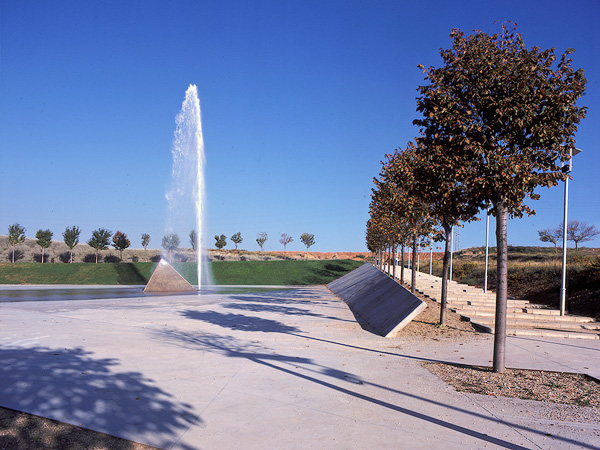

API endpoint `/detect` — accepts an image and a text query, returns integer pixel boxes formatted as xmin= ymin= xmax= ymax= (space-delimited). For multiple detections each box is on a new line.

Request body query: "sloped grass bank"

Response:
xmin=0 ymin=263 xmax=157 ymax=285
xmin=0 ymin=260 xmax=363 ymax=286
xmin=177 ymin=260 xmax=363 ymax=285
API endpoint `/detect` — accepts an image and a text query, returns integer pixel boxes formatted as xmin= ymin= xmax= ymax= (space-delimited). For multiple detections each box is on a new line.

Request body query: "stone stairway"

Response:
xmin=383 ymin=265 xmax=600 ymax=340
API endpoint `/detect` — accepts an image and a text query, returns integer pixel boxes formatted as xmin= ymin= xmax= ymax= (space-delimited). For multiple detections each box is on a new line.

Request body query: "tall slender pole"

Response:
xmin=416 ymin=237 xmax=420 ymax=273
xmin=449 ymin=226 xmax=454 ymax=282
xmin=429 ymin=242 xmax=433 ymax=276
xmin=392 ymin=244 xmax=397 ymax=280
xmin=484 ymin=209 xmax=490 ymax=293
xmin=560 ymin=176 xmax=569 ymax=316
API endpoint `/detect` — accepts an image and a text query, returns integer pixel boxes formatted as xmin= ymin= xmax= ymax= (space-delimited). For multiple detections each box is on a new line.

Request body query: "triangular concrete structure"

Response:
xmin=327 ymin=263 xmax=426 ymax=337
xmin=144 ymin=260 xmax=197 ymax=293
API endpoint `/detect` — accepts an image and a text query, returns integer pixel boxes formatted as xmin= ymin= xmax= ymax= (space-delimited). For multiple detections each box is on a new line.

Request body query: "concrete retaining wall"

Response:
xmin=327 ymin=263 xmax=426 ymax=337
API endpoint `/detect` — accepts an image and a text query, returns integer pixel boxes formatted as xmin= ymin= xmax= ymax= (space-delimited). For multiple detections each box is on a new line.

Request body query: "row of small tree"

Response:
xmin=6 ymin=224 xmax=318 ymax=264
xmin=367 ymin=23 xmax=587 ymax=373
xmin=213 ymin=232 xmax=315 ymax=260
xmin=6 ymin=223 xmax=138 ymax=263
xmin=538 ymin=220 xmax=599 ymax=251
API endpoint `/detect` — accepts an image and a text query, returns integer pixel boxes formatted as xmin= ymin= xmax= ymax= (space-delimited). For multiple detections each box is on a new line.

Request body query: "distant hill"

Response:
xmin=0 ymin=235 xmax=371 ymax=264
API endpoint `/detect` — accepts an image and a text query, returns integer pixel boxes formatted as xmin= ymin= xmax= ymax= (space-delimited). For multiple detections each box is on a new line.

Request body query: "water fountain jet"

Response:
xmin=145 ymin=85 xmax=211 ymax=292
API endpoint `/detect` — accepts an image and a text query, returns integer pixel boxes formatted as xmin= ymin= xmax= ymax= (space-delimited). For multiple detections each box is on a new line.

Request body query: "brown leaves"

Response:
xmin=414 ymin=24 xmax=587 ymax=218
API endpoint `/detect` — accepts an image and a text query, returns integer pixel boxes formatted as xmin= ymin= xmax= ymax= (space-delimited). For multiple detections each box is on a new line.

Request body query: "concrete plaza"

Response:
xmin=0 ymin=285 xmax=598 ymax=449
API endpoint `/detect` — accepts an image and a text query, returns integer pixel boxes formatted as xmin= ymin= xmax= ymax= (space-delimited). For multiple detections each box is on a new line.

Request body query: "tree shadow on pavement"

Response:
xmin=0 ymin=346 xmax=198 ymax=450
xmin=220 ymin=302 xmax=355 ymax=323
xmin=170 ymin=307 xmax=598 ymax=450
xmin=180 ymin=310 xmax=300 ymax=333
xmin=226 ymin=288 xmax=332 ymax=307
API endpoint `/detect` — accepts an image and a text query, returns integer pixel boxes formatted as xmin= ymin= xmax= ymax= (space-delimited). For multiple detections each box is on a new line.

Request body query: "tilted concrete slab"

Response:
xmin=143 ymin=260 xmax=197 ymax=293
xmin=327 ymin=263 xmax=426 ymax=337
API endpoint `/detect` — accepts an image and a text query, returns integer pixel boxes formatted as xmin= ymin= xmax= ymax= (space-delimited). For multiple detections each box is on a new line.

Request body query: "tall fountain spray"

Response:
xmin=165 ymin=85 xmax=211 ymax=289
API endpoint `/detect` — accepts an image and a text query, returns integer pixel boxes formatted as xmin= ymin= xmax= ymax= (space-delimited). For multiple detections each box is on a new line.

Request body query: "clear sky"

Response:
xmin=1 ymin=0 xmax=599 ymax=253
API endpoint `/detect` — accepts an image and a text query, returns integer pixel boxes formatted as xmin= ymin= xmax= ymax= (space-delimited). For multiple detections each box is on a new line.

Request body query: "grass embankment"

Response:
xmin=418 ymin=246 xmax=600 ymax=319
xmin=0 ymin=260 xmax=363 ymax=286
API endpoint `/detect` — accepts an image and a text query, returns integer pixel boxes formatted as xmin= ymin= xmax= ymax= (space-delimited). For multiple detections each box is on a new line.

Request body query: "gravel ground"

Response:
xmin=395 ymin=287 xmax=485 ymax=338
xmin=424 ymin=363 xmax=600 ymax=408
xmin=0 ymin=407 xmax=157 ymax=450
xmin=404 ymin=289 xmax=600 ymax=430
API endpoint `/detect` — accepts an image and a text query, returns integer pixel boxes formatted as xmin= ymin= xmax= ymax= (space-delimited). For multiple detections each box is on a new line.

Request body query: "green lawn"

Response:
xmin=0 ymin=260 xmax=363 ymax=286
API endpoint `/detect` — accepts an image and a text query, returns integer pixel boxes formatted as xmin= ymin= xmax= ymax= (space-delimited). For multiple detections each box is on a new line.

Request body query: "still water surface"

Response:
xmin=0 ymin=286 xmax=287 ymax=303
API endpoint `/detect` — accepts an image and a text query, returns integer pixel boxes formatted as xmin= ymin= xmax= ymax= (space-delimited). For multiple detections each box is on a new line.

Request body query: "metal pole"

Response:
xmin=429 ymin=242 xmax=433 ymax=276
xmin=449 ymin=226 xmax=454 ymax=282
xmin=560 ymin=176 xmax=569 ymax=316
xmin=417 ymin=237 xmax=420 ymax=273
xmin=484 ymin=209 xmax=490 ymax=293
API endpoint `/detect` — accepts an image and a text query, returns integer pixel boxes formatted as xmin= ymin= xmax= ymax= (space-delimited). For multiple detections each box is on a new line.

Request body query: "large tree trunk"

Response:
xmin=12 ymin=246 xmax=15 ymax=263
xmin=411 ymin=234 xmax=417 ymax=294
xmin=493 ymin=201 xmax=509 ymax=373
xmin=440 ymin=224 xmax=452 ymax=326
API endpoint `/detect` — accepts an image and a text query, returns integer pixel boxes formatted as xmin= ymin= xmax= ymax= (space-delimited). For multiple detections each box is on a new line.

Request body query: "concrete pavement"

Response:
xmin=0 ymin=285 xmax=598 ymax=449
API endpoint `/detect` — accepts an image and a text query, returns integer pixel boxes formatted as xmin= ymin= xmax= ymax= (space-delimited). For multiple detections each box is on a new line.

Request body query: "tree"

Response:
xmin=63 ymin=226 xmax=81 ymax=263
xmin=408 ymin=139 xmax=484 ymax=325
xmin=231 ymin=232 xmax=243 ymax=260
xmin=300 ymin=233 xmax=315 ymax=260
xmin=214 ymin=234 xmax=227 ymax=260
xmin=256 ymin=232 xmax=268 ymax=253
xmin=87 ymin=228 xmax=112 ymax=263
xmin=8 ymin=223 xmax=26 ymax=263
xmin=374 ymin=145 xmax=438 ymax=294
xmin=190 ymin=230 xmax=198 ymax=262
xmin=279 ymin=233 xmax=293 ymax=259
xmin=35 ymin=229 xmax=53 ymax=263
xmin=112 ymin=231 xmax=131 ymax=262
xmin=567 ymin=220 xmax=600 ymax=250
xmin=162 ymin=233 xmax=180 ymax=262
xmin=367 ymin=180 xmax=409 ymax=276
xmin=538 ymin=228 xmax=561 ymax=252
xmin=141 ymin=233 xmax=151 ymax=262
xmin=414 ymin=23 xmax=587 ymax=372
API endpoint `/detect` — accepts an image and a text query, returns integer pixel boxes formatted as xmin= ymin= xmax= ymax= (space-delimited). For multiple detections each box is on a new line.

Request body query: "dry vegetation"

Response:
xmin=0 ymin=235 xmax=161 ymax=264
xmin=419 ymin=246 xmax=600 ymax=320
xmin=0 ymin=236 xmax=370 ymax=264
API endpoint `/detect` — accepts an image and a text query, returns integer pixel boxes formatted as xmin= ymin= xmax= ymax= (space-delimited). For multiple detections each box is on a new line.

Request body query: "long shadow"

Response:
xmin=173 ymin=312 xmax=598 ymax=449
xmin=221 ymin=302 xmax=355 ymax=323
xmin=509 ymin=335 xmax=600 ymax=352
xmin=225 ymin=290 xmax=344 ymax=311
xmin=180 ymin=310 xmax=300 ymax=333
xmin=0 ymin=346 xmax=198 ymax=450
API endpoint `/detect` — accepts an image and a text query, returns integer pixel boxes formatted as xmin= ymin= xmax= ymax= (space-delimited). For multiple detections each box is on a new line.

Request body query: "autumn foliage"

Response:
xmin=369 ymin=23 xmax=587 ymax=373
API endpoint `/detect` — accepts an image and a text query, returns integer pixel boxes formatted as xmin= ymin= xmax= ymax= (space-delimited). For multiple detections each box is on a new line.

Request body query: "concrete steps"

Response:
xmin=382 ymin=265 xmax=600 ymax=340
xmin=452 ymin=309 xmax=594 ymax=322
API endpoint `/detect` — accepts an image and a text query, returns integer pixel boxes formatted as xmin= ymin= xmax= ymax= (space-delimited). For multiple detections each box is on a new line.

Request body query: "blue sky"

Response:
xmin=1 ymin=0 xmax=599 ymax=253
